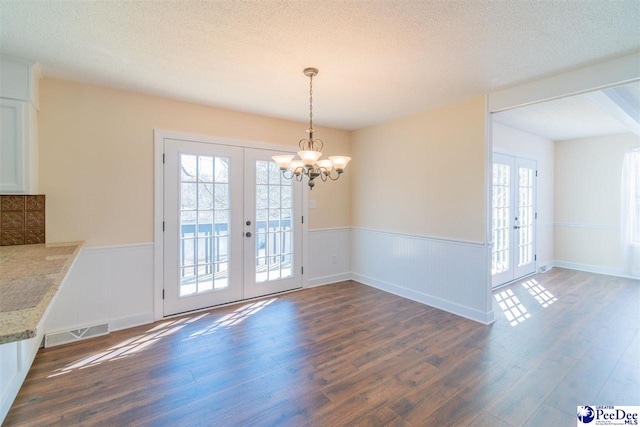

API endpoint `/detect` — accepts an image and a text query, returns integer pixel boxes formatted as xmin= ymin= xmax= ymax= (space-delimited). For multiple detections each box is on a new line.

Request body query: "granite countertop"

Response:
xmin=0 ymin=241 xmax=83 ymax=344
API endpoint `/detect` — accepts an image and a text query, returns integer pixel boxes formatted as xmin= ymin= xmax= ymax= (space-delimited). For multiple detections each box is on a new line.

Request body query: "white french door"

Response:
xmin=492 ymin=153 xmax=537 ymax=288
xmin=243 ymin=148 xmax=302 ymax=299
xmin=163 ymin=138 xmax=302 ymax=316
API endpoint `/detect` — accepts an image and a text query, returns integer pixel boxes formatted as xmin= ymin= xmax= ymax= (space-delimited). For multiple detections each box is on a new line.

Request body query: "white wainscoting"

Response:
xmin=45 ymin=243 xmax=155 ymax=339
xmin=44 ymin=227 xmax=497 ymax=344
xmin=307 ymin=228 xmax=351 ymax=287
xmin=351 ymin=228 xmax=494 ymax=324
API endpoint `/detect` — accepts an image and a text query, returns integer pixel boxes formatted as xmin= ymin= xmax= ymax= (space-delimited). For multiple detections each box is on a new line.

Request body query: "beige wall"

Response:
xmin=554 ymin=132 xmax=640 ymax=270
xmin=350 ymin=96 xmax=487 ymax=242
xmin=39 ymin=78 xmax=351 ymax=246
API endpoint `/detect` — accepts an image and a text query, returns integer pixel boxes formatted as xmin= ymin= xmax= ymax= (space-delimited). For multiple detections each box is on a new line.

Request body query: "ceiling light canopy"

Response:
xmin=272 ymin=67 xmax=350 ymax=189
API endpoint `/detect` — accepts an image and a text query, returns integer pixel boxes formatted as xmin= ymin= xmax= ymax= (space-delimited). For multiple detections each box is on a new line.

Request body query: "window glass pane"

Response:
xmin=268 ymin=258 xmax=281 ymax=280
xmin=214 ymin=210 xmax=229 ymax=236
xmin=256 ymin=185 xmax=268 ymax=209
xmin=215 ymin=263 xmax=228 ymax=289
xmin=197 ymin=237 xmax=209 ymax=265
xmin=268 ymin=161 xmax=281 ymax=185
xmin=181 ymin=155 xmax=197 ymax=182
xmin=217 ymin=236 xmax=228 ymax=263
xmin=199 ymin=273 xmax=213 ymax=293
xmin=198 ymin=183 xmax=214 ymax=210
xmin=181 ymin=183 xmax=197 ymax=210
xmin=215 ymin=158 xmax=229 ymax=183
xmin=215 ymin=184 xmax=229 ymax=209
xmin=199 ymin=156 xmax=214 ymax=183
xmin=269 ymin=186 xmax=281 ymax=207
xmin=181 ymin=238 xmax=195 ymax=267
xmin=256 ymin=257 xmax=267 ymax=283
xmin=256 ymin=160 xmax=268 ymax=184
xmin=256 ymin=209 xmax=268 ymax=222
xmin=256 ymin=233 xmax=266 ymax=257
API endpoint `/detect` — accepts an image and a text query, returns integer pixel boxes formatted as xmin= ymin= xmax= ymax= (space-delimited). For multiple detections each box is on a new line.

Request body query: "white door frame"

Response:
xmin=491 ymin=151 xmax=537 ymax=287
xmin=484 ymin=54 xmax=640 ymax=317
xmin=153 ymin=129 xmax=309 ymax=321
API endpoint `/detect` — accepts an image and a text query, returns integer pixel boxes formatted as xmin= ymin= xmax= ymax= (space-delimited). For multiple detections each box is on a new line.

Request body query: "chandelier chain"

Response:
xmin=309 ymin=73 xmax=313 ymax=132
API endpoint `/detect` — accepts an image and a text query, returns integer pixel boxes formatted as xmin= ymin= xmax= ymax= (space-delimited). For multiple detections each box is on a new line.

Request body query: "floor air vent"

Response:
xmin=45 ymin=323 xmax=109 ymax=347
xmin=538 ymin=265 xmax=549 ymax=273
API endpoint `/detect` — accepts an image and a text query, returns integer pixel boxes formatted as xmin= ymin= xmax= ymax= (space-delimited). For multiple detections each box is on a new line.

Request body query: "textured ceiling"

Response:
xmin=1 ymin=0 xmax=639 ymax=130
xmin=493 ymin=81 xmax=640 ymax=141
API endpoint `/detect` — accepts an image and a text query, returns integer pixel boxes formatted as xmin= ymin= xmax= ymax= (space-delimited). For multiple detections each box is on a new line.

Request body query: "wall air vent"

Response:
xmin=45 ymin=323 xmax=109 ymax=348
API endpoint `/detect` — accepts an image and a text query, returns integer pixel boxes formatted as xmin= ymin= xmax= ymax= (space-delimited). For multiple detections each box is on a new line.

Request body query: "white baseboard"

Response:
xmin=353 ymin=272 xmax=495 ymax=325
xmin=109 ymin=312 xmax=155 ymax=332
xmin=552 ymin=260 xmax=639 ymax=280
xmin=307 ymin=272 xmax=352 ymax=288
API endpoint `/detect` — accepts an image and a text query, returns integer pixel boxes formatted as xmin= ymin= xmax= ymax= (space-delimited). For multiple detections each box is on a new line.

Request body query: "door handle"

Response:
xmin=245 ymin=232 xmax=252 ymax=237
xmin=513 ymin=225 xmax=520 ymax=229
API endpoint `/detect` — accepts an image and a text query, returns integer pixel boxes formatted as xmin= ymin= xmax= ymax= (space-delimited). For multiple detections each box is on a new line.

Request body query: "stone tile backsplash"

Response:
xmin=0 ymin=195 xmax=45 ymax=246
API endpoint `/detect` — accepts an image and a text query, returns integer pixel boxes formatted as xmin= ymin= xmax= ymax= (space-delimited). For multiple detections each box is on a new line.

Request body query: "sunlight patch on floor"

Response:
xmin=47 ymin=312 xmax=209 ymax=378
xmin=495 ymin=289 xmax=531 ymax=326
xmin=522 ymin=279 xmax=558 ymax=307
xmin=187 ymin=297 xmax=277 ymax=339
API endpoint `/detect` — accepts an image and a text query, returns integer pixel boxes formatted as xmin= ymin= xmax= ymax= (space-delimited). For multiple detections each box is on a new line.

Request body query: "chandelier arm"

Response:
xmin=326 ymin=170 xmax=342 ymax=181
xmin=282 ymin=170 xmax=294 ymax=180
xmin=312 ymin=138 xmax=323 ymax=153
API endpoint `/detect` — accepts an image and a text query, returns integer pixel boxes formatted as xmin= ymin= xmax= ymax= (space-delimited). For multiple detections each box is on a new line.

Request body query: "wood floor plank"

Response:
xmin=544 ymin=345 xmax=623 ymax=413
xmin=523 ymin=402 xmax=575 ymax=427
xmin=594 ymin=360 xmax=640 ymax=405
xmin=5 ymin=270 xmax=639 ymax=426
xmin=486 ymin=353 xmax=577 ymax=426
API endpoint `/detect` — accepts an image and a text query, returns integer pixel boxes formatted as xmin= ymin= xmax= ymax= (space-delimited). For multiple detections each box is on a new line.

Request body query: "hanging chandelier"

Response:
xmin=272 ymin=67 xmax=351 ymax=189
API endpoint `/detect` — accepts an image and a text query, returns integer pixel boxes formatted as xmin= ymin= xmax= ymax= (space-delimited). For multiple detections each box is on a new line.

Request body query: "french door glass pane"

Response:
xmin=255 ymin=160 xmax=294 ymax=283
xmin=518 ymin=167 xmax=535 ymax=267
xmin=492 ymin=163 xmax=510 ymax=275
xmin=179 ymin=153 xmax=230 ymax=296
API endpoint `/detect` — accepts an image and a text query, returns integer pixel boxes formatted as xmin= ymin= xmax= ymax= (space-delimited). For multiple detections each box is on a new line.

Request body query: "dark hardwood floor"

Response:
xmin=5 ymin=268 xmax=639 ymax=426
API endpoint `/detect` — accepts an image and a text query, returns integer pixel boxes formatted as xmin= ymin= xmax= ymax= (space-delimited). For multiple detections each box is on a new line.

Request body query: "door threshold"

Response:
xmin=492 ymin=271 xmax=537 ymax=291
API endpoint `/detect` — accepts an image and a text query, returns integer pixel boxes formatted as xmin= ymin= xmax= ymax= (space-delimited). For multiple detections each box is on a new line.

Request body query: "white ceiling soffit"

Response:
xmin=492 ymin=81 xmax=640 ymax=141
xmin=1 ymin=1 xmax=639 ymax=130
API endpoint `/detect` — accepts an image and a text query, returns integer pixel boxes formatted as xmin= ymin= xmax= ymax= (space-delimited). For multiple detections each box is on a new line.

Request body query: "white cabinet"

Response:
xmin=0 ymin=56 xmax=40 ymax=194
xmin=0 ymin=334 xmax=42 ymax=421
